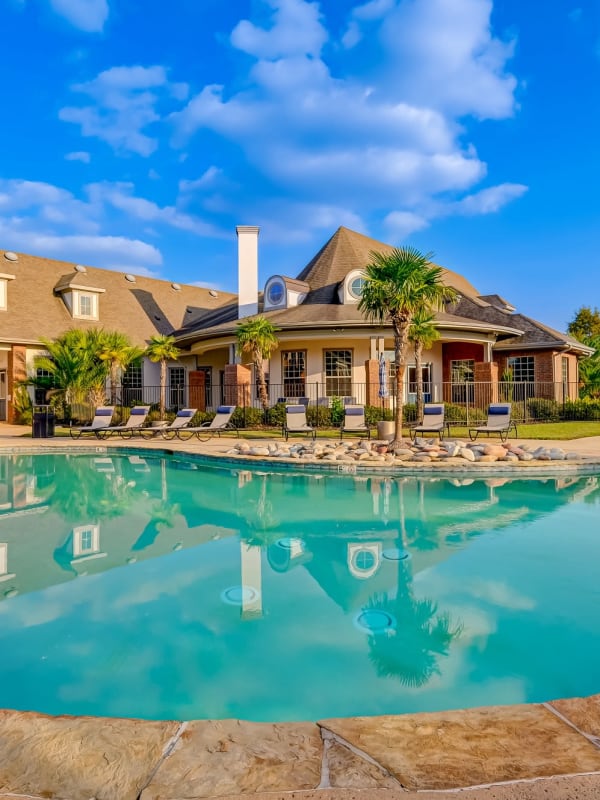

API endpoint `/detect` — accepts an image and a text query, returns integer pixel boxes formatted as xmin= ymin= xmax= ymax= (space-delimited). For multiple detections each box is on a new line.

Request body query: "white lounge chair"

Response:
xmin=469 ymin=403 xmax=517 ymax=443
xmin=69 ymin=406 xmax=115 ymax=439
xmin=100 ymin=406 xmax=151 ymax=439
xmin=340 ymin=404 xmax=371 ymax=439
xmin=176 ymin=405 xmax=238 ymax=441
xmin=139 ymin=408 xmax=198 ymax=440
xmin=283 ymin=404 xmax=316 ymax=441
xmin=410 ymin=403 xmax=446 ymax=441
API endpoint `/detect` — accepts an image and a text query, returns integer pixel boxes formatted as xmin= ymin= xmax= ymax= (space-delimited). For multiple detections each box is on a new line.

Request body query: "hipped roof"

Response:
xmin=1 ymin=250 xmax=235 ymax=347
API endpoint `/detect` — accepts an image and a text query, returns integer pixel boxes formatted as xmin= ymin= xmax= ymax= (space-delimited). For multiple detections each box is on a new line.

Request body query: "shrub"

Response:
xmin=527 ymin=398 xmax=560 ymax=422
xmin=12 ymin=384 xmax=32 ymax=425
xmin=561 ymin=399 xmax=600 ymax=421
xmin=232 ymin=406 xmax=264 ymax=429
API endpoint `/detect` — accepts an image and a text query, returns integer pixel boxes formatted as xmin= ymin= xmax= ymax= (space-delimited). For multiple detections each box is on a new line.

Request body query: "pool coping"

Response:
xmin=3 ymin=437 xmax=600 ymax=799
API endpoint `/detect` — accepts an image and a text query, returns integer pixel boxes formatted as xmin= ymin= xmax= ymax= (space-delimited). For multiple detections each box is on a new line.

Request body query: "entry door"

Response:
xmin=0 ymin=371 xmax=6 ymax=421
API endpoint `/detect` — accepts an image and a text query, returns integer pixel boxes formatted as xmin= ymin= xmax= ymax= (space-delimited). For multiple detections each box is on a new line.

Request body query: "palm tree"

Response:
xmin=145 ymin=335 xmax=181 ymax=420
xmin=98 ymin=331 xmax=143 ymax=405
xmin=358 ymin=248 xmax=456 ymax=447
xmin=236 ymin=316 xmax=279 ymax=413
xmin=408 ymin=309 xmax=440 ymax=421
xmin=35 ymin=329 xmax=108 ymax=415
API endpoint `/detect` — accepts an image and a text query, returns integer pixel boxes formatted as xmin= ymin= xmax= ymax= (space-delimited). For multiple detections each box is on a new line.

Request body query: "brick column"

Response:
xmin=364 ymin=359 xmax=388 ymax=408
xmin=224 ymin=363 xmax=251 ymax=408
xmin=474 ymin=361 xmax=498 ymax=408
xmin=7 ymin=345 xmax=27 ymax=423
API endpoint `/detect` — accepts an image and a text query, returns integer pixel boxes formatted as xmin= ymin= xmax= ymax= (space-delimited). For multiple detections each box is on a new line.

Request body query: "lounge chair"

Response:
xmin=99 ymin=406 xmax=151 ymax=439
xmin=340 ymin=404 xmax=371 ymax=439
xmin=409 ymin=403 xmax=446 ymax=441
xmin=69 ymin=406 xmax=115 ymax=439
xmin=139 ymin=408 xmax=198 ymax=440
xmin=283 ymin=404 xmax=316 ymax=441
xmin=176 ymin=405 xmax=238 ymax=441
xmin=469 ymin=403 xmax=517 ymax=443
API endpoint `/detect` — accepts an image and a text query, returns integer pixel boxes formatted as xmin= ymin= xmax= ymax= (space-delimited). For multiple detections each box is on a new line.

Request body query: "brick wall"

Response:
xmin=441 ymin=342 xmax=484 ymax=383
xmin=7 ymin=345 xmax=27 ymax=423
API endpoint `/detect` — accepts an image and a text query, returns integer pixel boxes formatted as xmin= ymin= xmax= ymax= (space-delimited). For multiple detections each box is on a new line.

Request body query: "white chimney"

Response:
xmin=236 ymin=225 xmax=259 ymax=318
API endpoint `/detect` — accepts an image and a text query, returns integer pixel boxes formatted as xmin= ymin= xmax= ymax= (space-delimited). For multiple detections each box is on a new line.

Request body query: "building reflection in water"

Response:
xmin=1 ymin=452 xmax=600 ymax=691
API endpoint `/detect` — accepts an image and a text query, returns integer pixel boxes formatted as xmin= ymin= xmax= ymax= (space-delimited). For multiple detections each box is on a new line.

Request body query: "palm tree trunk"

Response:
xmin=255 ymin=355 xmax=269 ymax=414
xmin=391 ymin=321 xmax=409 ymax=447
xmin=110 ymin=363 xmax=118 ymax=405
xmin=415 ymin=341 xmax=424 ymax=421
xmin=160 ymin=359 xmax=167 ymax=419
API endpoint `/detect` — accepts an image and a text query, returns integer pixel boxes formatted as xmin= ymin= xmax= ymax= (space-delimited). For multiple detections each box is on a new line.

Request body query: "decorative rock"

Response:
xmin=459 ymin=447 xmax=476 ymax=462
xmin=249 ymin=447 xmax=270 ymax=456
xmin=518 ymin=452 xmax=534 ymax=461
xmin=483 ymin=444 xmax=508 ymax=458
xmin=393 ymin=448 xmax=413 ymax=458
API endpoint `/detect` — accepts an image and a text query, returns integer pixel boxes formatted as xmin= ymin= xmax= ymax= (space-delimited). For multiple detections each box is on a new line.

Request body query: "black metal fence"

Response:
xmin=109 ymin=380 xmax=600 ymax=426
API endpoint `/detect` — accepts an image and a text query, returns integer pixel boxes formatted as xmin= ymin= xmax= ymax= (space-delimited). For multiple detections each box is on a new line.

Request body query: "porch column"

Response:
xmin=7 ymin=345 xmax=27 ymax=424
xmin=364 ymin=359 xmax=388 ymax=408
xmin=474 ymin=361 xmax=498 ymax=408
xmin=224 ymin=363 xmax=251 ymax=408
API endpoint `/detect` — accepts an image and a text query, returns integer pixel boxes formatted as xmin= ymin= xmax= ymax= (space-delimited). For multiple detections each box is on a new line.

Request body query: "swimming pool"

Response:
xmin=1 ymin=451 xmax=599 ymax=722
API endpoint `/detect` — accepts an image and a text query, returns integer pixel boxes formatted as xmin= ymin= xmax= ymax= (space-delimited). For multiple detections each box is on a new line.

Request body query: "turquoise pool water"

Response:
xmin=1 ymin=451 xmax=600 ymax=722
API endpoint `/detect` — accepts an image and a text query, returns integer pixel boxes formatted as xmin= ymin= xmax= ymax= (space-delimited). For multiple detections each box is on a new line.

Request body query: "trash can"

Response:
xmin=377 ymin=420 xmax=395 ymax=441
xmin=32 ymin=405 xmax=55 ymax=438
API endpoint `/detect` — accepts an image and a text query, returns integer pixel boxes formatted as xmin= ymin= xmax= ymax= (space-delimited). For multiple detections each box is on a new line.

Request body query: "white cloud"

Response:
xmin=0 ymin=177 xmax=225 ymax=273
xmin=378 ymin=0 xmax=517 ymax=119
xmin=86 ymin=181 xmax=220 ymax=236
xmin=60 ymin=66 xmax=189 ymax=156
xmin=384 ymin=210 xmax=430 ymax=238
xmin=49 ymin=0 xmax=109 ymax=32
xmin=451 ymin=183 xmax=528 ymax=215
xmin=231 ymin=0 xmax=327 ymax=59
xmin=65 ymin=151 xmax=91 ymax=163
xmin=170 ymin=0 xmax=521 ymax=236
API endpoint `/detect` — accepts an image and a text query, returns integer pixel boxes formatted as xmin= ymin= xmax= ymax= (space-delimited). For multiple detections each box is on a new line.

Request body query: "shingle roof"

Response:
xmin=175 ymin=226 xmax=487 ymax=343
xmin=0 ymin=250 xmax=235 ymax=347
xmin=296 ymin=226 xmax=480 ymax=303
xmin=493 ymin=314 xmax=594 ymax=354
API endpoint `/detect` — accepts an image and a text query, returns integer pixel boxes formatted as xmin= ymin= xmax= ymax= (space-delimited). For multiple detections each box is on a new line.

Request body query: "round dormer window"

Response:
xmin=267 ymin=281 xmax=284 ymax=305
xmin=349 ymin=276 xmax=366 ymax=299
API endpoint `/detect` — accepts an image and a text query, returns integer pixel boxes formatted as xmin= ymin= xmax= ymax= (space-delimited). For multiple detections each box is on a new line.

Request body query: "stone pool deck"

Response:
xmin=2 ymin=423 xmax=600 ymax=799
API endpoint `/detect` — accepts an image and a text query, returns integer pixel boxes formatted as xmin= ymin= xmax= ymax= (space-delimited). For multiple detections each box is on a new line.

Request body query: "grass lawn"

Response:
xmin=16 ymin=420 xmax=600 ymax=441
xmin=446 ymin=421 xmax=600 ymax=440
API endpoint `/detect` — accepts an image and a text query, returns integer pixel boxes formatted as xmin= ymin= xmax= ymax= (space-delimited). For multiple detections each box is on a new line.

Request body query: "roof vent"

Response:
xmin=3 ymin=252 xmax=18 ymax=262
xmin=124 ymin=273 xmax=136 ymax=283
xmin=209 ymin=289 xmax=218 ymax=298
xmin=171 ymin=282 xmax=181 ymax=291
xmin=75 ymin=264 xmax=87 ymax=273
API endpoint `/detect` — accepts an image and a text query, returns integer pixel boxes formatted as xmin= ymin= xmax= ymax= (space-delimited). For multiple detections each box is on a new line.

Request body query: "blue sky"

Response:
xmin=1 ymin=0 xmax=598 ymax=330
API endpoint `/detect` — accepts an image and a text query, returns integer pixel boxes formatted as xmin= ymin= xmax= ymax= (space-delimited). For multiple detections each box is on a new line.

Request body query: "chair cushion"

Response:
xmin=424 ymin=406 xmax=443 ymax=415
xmin=216 ymin=406 xmax=234 ymax=414
xmin=287 ymin=406 xmax=305 ymax=414
xmin=345 ymin=407 xmax=363 ymax=416
xmin=178 ymin=409 xmax=195 ymax=417
xmin=489 ymin=405 xmax=510 ymax=415
xmin=130 ymin=407 xmax=147 ymax=416
xmin=96 ymin=409 xmax=113 ymax=416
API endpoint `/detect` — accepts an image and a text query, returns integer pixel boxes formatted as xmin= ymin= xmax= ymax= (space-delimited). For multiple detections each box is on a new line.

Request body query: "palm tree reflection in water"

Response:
xmin=364 ymin=477 xmax=462 ymax=688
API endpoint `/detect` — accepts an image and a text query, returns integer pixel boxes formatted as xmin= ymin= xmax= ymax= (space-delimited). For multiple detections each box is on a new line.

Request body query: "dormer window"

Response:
xmin=339 ymin=270 xmax=367 ymax=304
xmin=0 ymin=273 xmax=15 ymax=311
xmin=75 ymin=291 xmax=98 ymax=320
xmin=54 ymin=274 xmax=105 ymax=320
xmin=267 ymin=281 xmax=284 ymax=306
xmin=264 ymin=277 xmax=286 ymax=310
xmin=349 ymin=276 xmax=366 ymax=299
